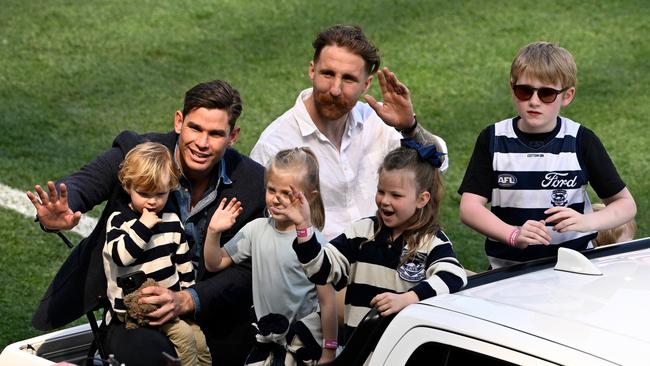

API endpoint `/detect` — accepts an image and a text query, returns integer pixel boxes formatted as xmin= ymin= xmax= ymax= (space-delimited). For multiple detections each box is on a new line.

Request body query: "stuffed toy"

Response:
xmin=123 ymin=278 xmax=159 ymax=329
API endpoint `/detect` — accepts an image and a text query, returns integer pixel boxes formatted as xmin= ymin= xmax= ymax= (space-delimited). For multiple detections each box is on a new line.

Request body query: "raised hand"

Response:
xmin=208 ymin=198 xmax=242 ymax=234
xmin=363 ymin=67 xmax=415 ymax=129
xmin=271 ymin=185 xmax=312 ymax=229
xmin=26 ymin=181 xmax=81 ymax=231
xmin=139 ymin=208 xmax=162 ymax=229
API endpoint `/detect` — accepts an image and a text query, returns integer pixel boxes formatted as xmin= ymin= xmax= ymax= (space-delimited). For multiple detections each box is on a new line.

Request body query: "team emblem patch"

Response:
xmin=551 ymin=189 xmax=568 ymax=207
xmin=497 ymin=174 xmax=517 ymax=188
xmin=398 ymin=249 xmax=427 ymax=282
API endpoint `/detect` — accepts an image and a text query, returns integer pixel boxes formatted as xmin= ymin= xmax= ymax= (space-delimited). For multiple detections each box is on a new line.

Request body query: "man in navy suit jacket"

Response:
xmin=28 ymin=80 xmax=266 ymax=366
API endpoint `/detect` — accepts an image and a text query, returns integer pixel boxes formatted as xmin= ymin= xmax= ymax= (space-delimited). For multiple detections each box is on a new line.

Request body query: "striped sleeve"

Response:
xmin=105 ymin=211 xmax=154 ymax=267
xmin=292 ymin=219 xmax=375 ymax=290
xmin=410 ymin=230 xmax=468 ymax=300
xmin=293 ymin=234 xmax=351 ymax=290
xmin=172 ymin=222 xmax=195 ymax=289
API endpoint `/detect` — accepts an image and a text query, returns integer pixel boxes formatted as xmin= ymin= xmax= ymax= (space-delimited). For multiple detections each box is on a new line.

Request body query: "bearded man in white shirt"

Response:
xmin=250 ymin=24 xmax=448 ymax=240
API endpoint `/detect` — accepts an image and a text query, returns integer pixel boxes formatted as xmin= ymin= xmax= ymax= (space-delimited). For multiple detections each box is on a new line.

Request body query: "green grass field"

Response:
xmin=1 ymin=0 xmax=648 ymax=349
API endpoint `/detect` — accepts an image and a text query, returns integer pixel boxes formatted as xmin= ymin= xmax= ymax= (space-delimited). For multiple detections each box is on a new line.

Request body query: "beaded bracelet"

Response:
xmin=296 ymin=226 xmax=314 ymax=238
xmin=323 ymin=339 xmax=338 ymax=349
xmin=508 ymin=228 xmax=520 ymax=247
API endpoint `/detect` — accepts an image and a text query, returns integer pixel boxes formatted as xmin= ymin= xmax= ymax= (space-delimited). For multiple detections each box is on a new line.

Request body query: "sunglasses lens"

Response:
xmin=513 ymin=85 xmax=563 ymax=103
xmin=513 ymin=85 xmax=534 ymax=101
xmin=538 ymin=88 xmax=559 ymax=103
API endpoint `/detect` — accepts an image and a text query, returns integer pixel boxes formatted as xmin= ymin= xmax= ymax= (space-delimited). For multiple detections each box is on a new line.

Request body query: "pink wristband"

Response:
xmin=296 ymin=226 xmax=313 ymax=238
xmin=323 ymin=339 xmax=338 ymax=349
xmin=508 ymin=228 xmax=520 ymax=247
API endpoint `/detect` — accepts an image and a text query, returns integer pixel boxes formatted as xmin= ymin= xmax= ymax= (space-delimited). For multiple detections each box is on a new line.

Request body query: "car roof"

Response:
xmin=418 ymin=238 xmax=650 ymax=364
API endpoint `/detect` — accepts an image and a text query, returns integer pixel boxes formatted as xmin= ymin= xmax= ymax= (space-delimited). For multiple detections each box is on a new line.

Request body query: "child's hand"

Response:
xmin=319 ymin=348 xmax=336 ymax=364
xmin=208 ymin=198 xmax=242 ymax=234
xmin=271 ymin=185 xmax=312 ymax=229
xmin=515 ymin=219 xmax=552 ymax=248
xmin=370 ymin=291 xmax=419 ymax=316
xmin=139 ymin=208 xmax=161 ymax=229
xmin=544 ymin=206 xmax=593 ymax=233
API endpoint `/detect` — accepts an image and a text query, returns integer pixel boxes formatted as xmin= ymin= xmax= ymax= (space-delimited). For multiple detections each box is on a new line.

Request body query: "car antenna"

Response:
xmin=554 ymin=247 xmax=602 ymax=276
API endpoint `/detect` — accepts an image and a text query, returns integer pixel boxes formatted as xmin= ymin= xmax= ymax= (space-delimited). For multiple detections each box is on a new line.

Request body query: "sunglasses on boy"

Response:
xmin=511 ymin=84 xmax=569 ymax=103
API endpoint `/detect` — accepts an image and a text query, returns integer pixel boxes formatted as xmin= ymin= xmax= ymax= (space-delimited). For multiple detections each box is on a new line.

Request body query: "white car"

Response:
xmin=3 ymin=239 xmax=650 ymax=365
xmin=363 ymin=239 xmax=650 ymax=366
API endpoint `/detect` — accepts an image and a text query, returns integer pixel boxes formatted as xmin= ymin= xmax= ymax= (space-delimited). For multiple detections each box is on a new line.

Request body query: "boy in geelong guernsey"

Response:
xmin=458 ymin=42 xmax=636 ymax=269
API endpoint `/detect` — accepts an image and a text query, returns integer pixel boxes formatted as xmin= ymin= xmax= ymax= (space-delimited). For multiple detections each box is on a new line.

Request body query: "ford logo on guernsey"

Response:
xmin=541 ymin=172 xmax=578 ymax=188
xmin=497 ymin=174 xmax=517 ymax=187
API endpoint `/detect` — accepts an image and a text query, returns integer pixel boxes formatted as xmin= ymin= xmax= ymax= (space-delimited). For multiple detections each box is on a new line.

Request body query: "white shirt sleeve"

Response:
xmin=250 ymin=140 xmax=274 ymax=169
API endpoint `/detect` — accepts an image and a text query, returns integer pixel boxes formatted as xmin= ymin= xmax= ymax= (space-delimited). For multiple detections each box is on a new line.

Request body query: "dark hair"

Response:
xmin=182 ymin=80 xmax=243 ymax=130
xmin=312 ymin=25 xmax=381 ymax=75
xmin=376 ymin=146 xmax=444 ymax=264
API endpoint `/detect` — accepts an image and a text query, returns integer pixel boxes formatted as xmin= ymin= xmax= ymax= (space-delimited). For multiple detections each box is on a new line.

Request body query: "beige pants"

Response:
xmin=161 ymin=317 xmax=212 ymax=366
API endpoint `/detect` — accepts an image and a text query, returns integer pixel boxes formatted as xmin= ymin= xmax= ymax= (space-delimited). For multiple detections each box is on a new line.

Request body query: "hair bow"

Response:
xmin=400 ymin=138 xmax=446 ymax=168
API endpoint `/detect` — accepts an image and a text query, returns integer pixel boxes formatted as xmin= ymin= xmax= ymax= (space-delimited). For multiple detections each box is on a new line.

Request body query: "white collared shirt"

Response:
xmin=250 ymin=88 xmax=448 ymax=239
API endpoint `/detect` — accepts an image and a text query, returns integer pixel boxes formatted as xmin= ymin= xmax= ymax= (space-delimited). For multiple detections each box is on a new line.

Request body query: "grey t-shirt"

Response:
xmin=224 ymin=217 xmax=324 ymax=322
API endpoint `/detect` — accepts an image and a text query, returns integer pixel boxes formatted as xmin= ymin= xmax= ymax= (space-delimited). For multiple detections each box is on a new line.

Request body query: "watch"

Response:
xmin=396 ymin=115 xmax=418 ymax=135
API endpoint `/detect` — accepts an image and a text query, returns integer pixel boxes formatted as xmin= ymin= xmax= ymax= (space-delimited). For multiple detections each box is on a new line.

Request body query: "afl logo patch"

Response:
xmin=497 ymin=174 xmax=517 ymax=188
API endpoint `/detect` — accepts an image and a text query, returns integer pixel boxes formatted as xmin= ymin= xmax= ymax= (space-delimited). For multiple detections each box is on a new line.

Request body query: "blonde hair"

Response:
xmin=118 ymin=142 xmax=180 ymax=192
xmin=376 ymin=145 xmax=444 ymax=264
xmin=510 ymin=41 xmax=577 ymax=89
xmin=267 ymin=147 xmax=325 ymax=231
xmin=592 ymin=203 xmax=637 ymax=247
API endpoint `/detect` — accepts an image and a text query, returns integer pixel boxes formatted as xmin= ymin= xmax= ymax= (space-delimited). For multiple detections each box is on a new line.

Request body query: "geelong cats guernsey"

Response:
xmin=487 ymin=116 xmax=596 ymax=267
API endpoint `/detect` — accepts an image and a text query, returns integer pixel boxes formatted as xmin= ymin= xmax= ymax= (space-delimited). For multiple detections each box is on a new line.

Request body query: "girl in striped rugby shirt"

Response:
xmin=278 ymin=139 xmax=468 ymax=339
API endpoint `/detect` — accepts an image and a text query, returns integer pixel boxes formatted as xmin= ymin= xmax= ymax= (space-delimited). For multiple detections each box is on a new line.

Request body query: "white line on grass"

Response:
xmin=0 ymin=182 xmax=96 ymax=237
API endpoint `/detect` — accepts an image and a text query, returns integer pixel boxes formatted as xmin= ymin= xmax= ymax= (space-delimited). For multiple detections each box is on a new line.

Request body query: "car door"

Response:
xmin=372 ymin=327 xmax=613 ymax=366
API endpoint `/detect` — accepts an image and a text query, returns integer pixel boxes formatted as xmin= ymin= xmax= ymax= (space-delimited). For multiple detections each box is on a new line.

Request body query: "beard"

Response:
xmin=313 ymin=90 xmax=356 ymax=121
